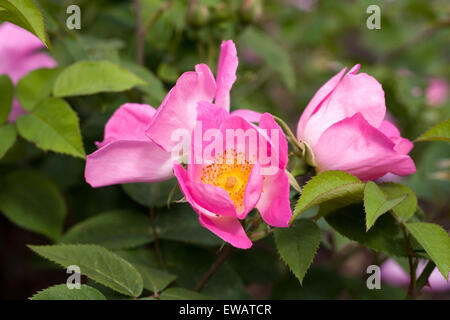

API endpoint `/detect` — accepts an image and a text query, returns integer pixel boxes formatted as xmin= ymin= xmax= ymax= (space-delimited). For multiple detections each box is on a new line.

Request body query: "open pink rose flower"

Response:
xmin=86 ymin=40 xmax=257 ymax=187
xmin=0 ymin=22 xmax=57 ymax=122
xmin=381 ymin=259 xmax=450 ymax=292
xmin=297 ymin=65 xmax=416 ymax=181
xmin=173 ymin=102 xmax=292 ymax=249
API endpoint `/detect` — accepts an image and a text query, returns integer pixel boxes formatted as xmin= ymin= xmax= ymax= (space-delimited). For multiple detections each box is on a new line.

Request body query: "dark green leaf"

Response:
xmin=30 ymin=284 xmax=106 ymax=300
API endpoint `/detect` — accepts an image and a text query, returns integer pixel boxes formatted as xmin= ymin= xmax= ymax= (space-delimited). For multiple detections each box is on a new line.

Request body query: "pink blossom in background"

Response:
xmin=173 ymin=103 xmax=292 ymax=249
xmin=381 ymin=259 xmax=450 ymax=292
xmin=0 ymin=22 xmax=57 ymax=122
xmin=426 ymin=77 xmax=448 ymax=107
xmin=85 ymin=40 xmax=261 ymax=188
xmin=297 ymin=65 xmax=416 ymax=181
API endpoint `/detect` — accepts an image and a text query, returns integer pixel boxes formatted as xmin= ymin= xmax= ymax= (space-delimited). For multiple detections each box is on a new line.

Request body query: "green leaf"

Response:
xmin=0 ymin=123 xmax=17 ymax=159
xmin=0 ymin=170 xmax=66 ymax=241
xmin=364 ymin=181 xmax=407 ymax=231
xmin=274 ymin=219 xmax=320 ymax=284
xmin=325 ymin=204 xmax=408 ymax=257
xmin=380 ymin=183 xmax=417 ymax=221
xmin=16 ymin=67 xmax=62 ymax=111
xmin=30 ymin=284 xmax=106 ymax=300
xmin=16 ymin=97 xmax=85 ymax=158
xmin=122 ymin=179 xmax=182 ymax=208
xmin=0 ymin=0 xmax=50 ymax=47
xmin=61 ymin=210 xmax=154 ymax=249
xmin=0 ymin=74 xmax=13 ymax=124
xmin=159 ymin=288 xmax=213 ymax=300
xmin=53 ymin=61 xmax=146 ymax=97
xmin=239 ymin=27 xmax=295 ymax=91
xmin=29 ymin=244 xmax=144 ymax=297
xmin=415 ymin=119 xmax=450 ymax=142
xmin=115 ymin=248 xmax=176 ymax=293
xmin=292 ymin=170 xmax=364 ymax=221
xmin=406 ymin=222 xmax=450 ymax=280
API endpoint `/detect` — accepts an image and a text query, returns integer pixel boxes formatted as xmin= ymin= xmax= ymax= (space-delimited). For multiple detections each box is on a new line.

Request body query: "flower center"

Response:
xmin=201 ymin=151 xmax=253 ymax=209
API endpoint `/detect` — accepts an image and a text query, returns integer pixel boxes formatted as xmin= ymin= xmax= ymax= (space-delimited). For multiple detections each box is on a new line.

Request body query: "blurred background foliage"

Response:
xmin=0 ymin=0 xmax=449 ymax=299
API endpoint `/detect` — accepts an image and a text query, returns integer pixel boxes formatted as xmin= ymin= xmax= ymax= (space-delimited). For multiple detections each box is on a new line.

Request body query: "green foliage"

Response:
xmin=0 ymin=170 xmax=66 ymax=241
xmin=30 ymin=284 xmax=106 ymax=300
xmin=159 ymin=288 xmax=213 ymax=300
xmin=17 ymin=67 xmax=62 ymax=111
xmin=0 ymin=0 xmax=50 ymax=47
xmin=415 ymin=119 xmax=450 ymax=142
xmin=274 ymin=219 xmax=321 ymax=284
xmin=29 ymin=244 xmax=144 ymax=297
xmin=405 ymin=222 xmax=450 ymax=280
xmin=122 ymin=179 xmax=182 ymax=208
xmin=53 ymin=61 xmax=146 ymax=97
xmin=16 ymin=97 xmax=85 ymax=158
xmin=0 ymin=74 xmax=13 ymax=124
xmin=61 ymin=210 xmax=154 ymax=249
xmin=364 ymin=181 xmax=407 ymax=231
xmin=0 ymin=123 xmax=16 ymax=159
xmin=293 ymin=171 xmax=364 ymax=220
xmin=379 ymin=183 xmax=417 ymax=221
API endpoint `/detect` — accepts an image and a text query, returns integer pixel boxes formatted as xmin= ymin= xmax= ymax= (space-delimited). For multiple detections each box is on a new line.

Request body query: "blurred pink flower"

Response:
xmin=426 ymin=77 xmax=448 ymax=108
xmin=0 ymin=22 xmax=56 ymax=122
xmin=296 ymin=65 xmax=416 ymax=181
xmin=381 ymin=259 xmax=450 ymax=292
xmin=85 ymin=40 xmax=261 ymax=188
xmin=173 ymin=103 xmax=291 ymax=249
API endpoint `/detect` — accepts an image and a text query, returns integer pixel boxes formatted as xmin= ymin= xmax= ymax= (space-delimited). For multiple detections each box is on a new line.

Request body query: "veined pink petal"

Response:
xmin=174 ymin=163 xmax=252 ymax=249
xmin=215 ymin=40 xmax=238 ymax=112
xmin=85 ymin=140 xmax=173 ymax=187
xmin=230 ymin=109 xmax=262 ymax=123
xmin=256 ymin=170 xmax=292 ymax=227
xmin=146 ymin=63 xmax=216 ymax=152
xmin=240 ymin=162 xmax=263 ymax=219
xmin=314 ymin=113 xmax=416 ymax=181
xmin=297 ymin=67 xmax=348 ymax=139
xmin=96 ymin=103 xmax=156 ymax=148
xmin=301 ymin=65 xmax=386 ymax=147
xmin=378 ymin=120 xmax=413 ymax=155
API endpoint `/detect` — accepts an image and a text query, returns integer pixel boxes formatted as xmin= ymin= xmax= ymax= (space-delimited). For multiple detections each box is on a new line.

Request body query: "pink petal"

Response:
xmin=215 ymin=40 xmax=238 ymax=112
xmin=146 ymin=63 xmax=216 ymax=152
xmin=240 ymin=162 xmax=264 ymax=219
xmin=85 ymin=140 xmax=173 ymax=187
xmin=301 ymin=65 xmax=386 ymax=147
xmin=230 ymin=109 xmax=262 ymax=123
xmin=96 ymin=103 xmax=156 ymax=148
xmin=0 ymin=22 xmax=45 ymax=56
xmin=259 ymin=113 xmax=288 ymax=169
xmin=313 ymin=113 xmax=416 ymax=181
xmin=174 ymin=163 xmax=252 ymax=249
xmin=8 ymin=99 xmax=27 ymax=123
xmin=297 ymin=67 xmax=348 ymax=139
xmin=379 ymin=120 xmax=413 ymax=155
xmin=256 ymin=170 xmax=292 ymax=227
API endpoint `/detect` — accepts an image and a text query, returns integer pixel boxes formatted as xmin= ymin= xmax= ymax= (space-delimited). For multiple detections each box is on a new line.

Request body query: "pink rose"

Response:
xmin=0 ymin=22 xmax=57 ymax=122
xmin=426 ymin=77 xmax=448 ymax=108
xmin=173 ymin=102 xmax=292 ymax=249
xmin=297 ymin=65 xmax=416 ymax=181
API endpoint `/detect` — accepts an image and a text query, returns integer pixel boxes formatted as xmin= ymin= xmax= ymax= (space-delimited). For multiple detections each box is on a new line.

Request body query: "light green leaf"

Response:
xmin=380 ymin=183 xmax=417 ymax=221
xmin=415 ymin=119 xmax=450 ymax=142
xmin=274 ymin=219 xmax=320 ymax=284
xmin=0 ymin=0 xmax=50 ymax=47
xmin=0 ymin=74 xmax=13 ymax=124
xmin=0 ymin=170 xmax=66 ymax=241
xmin=115 ymin=249 xmax=176 ymax=293
xmin=16 ymin=67 xmax=62 ymax=111
xmin=53 ymin=61 xmax=146 ymax=97
xmin=239 ymin=27 xmax=295 ymax=91
xmin=0 ymin=123 xmax=17 ymax=158
xmin=406 ymin=222 xmax=450 ymax=280
xmin=61 ymin=210 xmax=154 ymax=249
xmin=364 ymin=181 xmax=407 ymax=231
xmin=292 ymin=170 xmax=364 ymax=221
xmin=159 ymin=288 xmax=213 ymax=300
xmin=29 ymin=244 xmax=144 ymax=297
xmin=16 ymin=97 xmax=85 ymax=158
xmin=30 ymin=284 xmax=106 ymax=300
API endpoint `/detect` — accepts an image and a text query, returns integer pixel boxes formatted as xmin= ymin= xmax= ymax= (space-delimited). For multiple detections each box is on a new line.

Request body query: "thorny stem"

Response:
xmin=194 ymin=245 xmax=234 ymax=292
xmin=400 ymin=223 xmax=416 ymax=299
